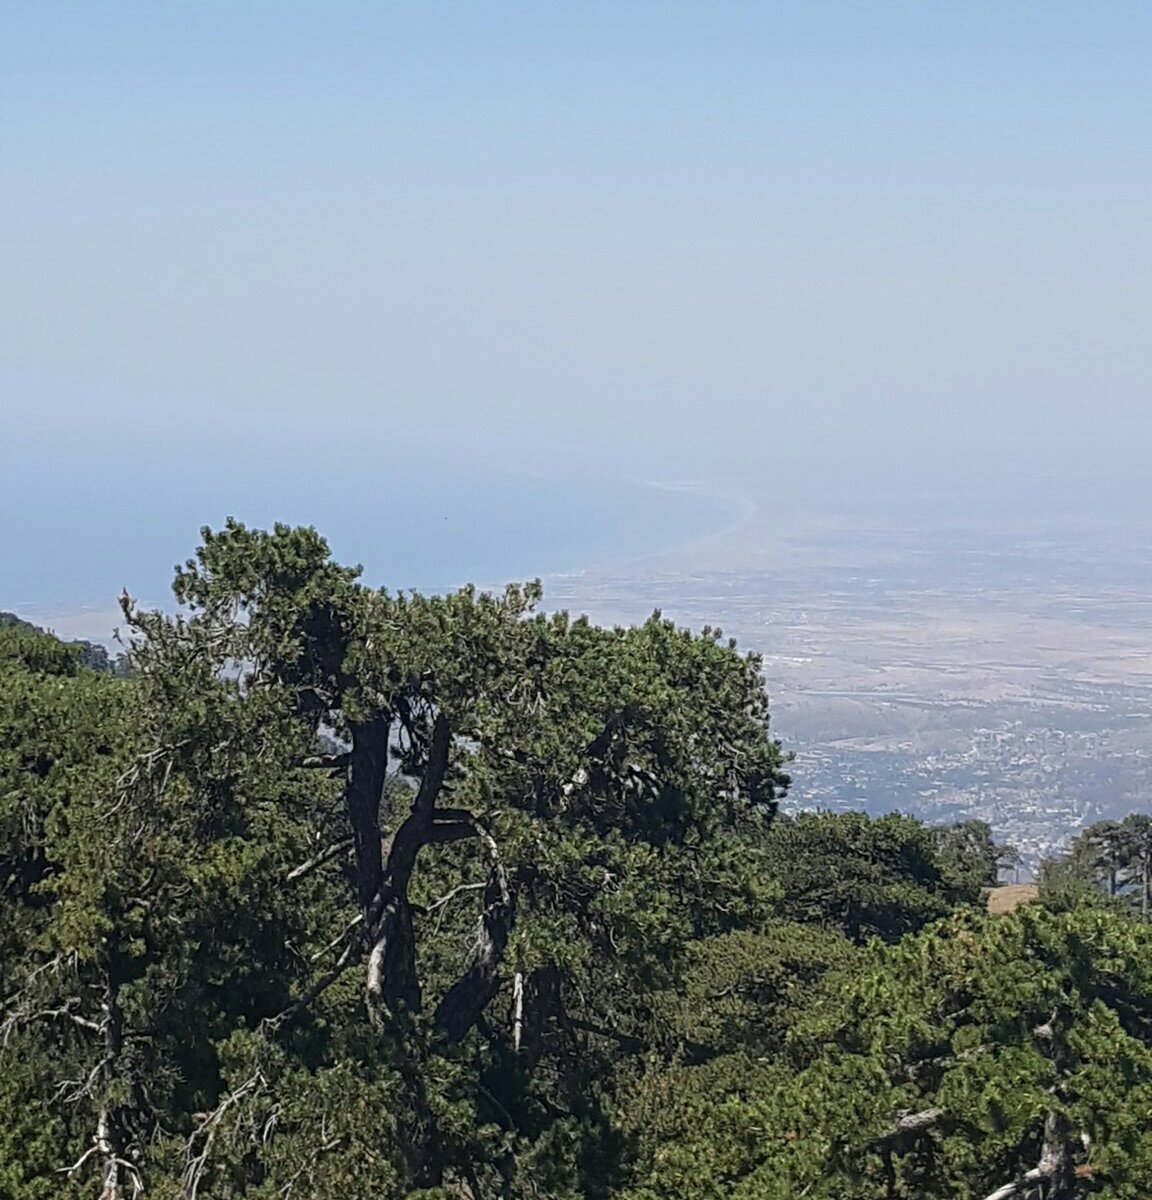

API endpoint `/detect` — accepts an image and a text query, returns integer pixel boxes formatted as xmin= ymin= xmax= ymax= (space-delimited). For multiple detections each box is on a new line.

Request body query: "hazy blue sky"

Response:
xmin=4 ymin=3 xmax=1152 ymax=601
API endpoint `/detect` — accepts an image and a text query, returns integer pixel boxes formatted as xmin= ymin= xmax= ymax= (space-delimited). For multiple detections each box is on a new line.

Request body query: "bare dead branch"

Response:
xmin=101 ymin=1151 xmax=145 ymax=1200
xmin=182 ymin=1066 xmax=267 ymax=1200
xmin=426 ymin=881 xmax=487 ymax=914
xmin=310 ymin=914 xmax=363 ymax=963
xmin=285 ymin=836 xmax=355 ymax=883
xmin=56 ymin=1052 xmax=114 ymax=1105
xmin=266 ymin=933 xmax=365 ymax=1032
xmin=57 ymin=1144 xmax=101 ymax=1175
xmin=980 ymin=1109 xmax=1074 ymax=1200
xmin=293 ymin=753 xmax=351 ymax=770
xmin=885 ymin=1108 xmax=944 ymax=1137
xmin=0 ymin=953 xmax=81 ymax=1043
xmin=278 ymin=1117 xmax=345 ymax=1200
xmin=512 ymin=972 xmax=524 ymax=1053
xmin=980 ymin=1167 xmax=1047 ymax=1200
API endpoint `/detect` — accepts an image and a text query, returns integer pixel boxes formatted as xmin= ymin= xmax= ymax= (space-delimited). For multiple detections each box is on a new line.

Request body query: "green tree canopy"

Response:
xmin=3 ymin=521 xmax=1147 ymax=1200
xmin=761 ymin=810 xmax=966 ymax=943
xmin=1 ymin=522 xmax=793 ymax=1198
xmin=623 ymin=903 xmax=1152 ymax=1199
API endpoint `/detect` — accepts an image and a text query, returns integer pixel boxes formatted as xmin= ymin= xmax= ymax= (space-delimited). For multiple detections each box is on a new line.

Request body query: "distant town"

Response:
xmin=546 ymin=517 xmax=1152 ymax=871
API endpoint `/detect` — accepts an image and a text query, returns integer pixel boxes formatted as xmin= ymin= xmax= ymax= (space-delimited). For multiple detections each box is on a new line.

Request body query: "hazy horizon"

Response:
xmin=5 ymin=3 xmax=1152 ymax=608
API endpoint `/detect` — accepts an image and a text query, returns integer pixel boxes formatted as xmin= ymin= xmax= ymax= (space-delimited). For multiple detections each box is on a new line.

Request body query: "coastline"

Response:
xmin=4 ymin=472 xmax=750 ymax=644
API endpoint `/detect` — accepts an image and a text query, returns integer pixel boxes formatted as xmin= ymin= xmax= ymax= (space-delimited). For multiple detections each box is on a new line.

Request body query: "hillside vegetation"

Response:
xmin=1 ymin=521 xmax=1148 ymax=1199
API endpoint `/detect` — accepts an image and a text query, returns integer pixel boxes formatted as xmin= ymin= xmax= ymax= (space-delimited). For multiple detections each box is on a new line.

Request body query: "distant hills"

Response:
xmin=0 ymin=610 xmax=121 ymax=674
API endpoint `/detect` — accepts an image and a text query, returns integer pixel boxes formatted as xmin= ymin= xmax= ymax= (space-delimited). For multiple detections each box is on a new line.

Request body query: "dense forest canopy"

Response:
xmin=2 ymin=521 xmax=1150 ymax=1199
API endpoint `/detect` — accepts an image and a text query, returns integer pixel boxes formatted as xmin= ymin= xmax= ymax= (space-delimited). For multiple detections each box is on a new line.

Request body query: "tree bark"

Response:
xmin=364 ymin=713 xmax=451 ymax=1021
xmin=979 ymin=1109 xmax=1075 ymax=1200
xmin=1142 ymin=845 xmax=1149 ymax=922
xmin=96 ymin=973 xmax=142 ymax=1200
xmin=346 ymin=715 xmax=390 ymax=914
xmin=1037 ymin=1109 xmax=1075 ymax=1198
xmin=512 ymin=972 xmax=524 ymax=1053
xmin=344 ymin=711 xmax=517 ymax=1040
xmin=433 ymin=818 xmax=514 ymax=1043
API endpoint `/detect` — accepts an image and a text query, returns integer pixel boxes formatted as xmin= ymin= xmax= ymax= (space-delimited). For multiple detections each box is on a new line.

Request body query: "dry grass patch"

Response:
xmin=986 ymin=884 xmax=1039 ymax=915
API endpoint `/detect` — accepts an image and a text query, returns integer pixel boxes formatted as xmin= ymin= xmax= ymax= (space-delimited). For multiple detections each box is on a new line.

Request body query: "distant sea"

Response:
xmin=2 ymin=459 xmax=740 ymax=618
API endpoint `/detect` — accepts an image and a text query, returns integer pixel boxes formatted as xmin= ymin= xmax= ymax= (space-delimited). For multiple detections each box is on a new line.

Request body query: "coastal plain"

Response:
xmin=546 ymin=518 xmax=1152 ymax=866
